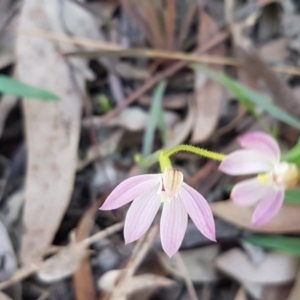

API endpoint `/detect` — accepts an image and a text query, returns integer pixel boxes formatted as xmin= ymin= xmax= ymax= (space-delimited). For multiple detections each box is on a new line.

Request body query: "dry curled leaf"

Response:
xmin=259 ymin=37 xmax=291 ymax=62
xmin=0 ymin=95 xmax=17 ymax=139
xmin=38 ymin=243 xmax=87 ymax=283
xmin=76 ymin=129 xmax=124 ymax=171
xmin=165 ymin=100 xmax=196 ymax=149
xmin=0 ymin=292 xmax=13 ymax=300
xmin=158 ymin=245 xmax=219 ymax=283
xmin=138 ymin=93 xmax=191 ymax=109
xmin=0 ymin=220 xmax=17 ymax=282
xmin=87 ymin=107 xmax=179 ymax=131
xmin=216 ymin=248 xmax=299 ymax=284
xmin=191 ymin=10 xmax=224 ymax=143
xmin=287 ymin=269 xmax=300 ymax=300
xmin=234 ymin=288 xmax=247 ymax=300
xmin=17 ymin=0 xmax=96 ymax=265
xmin=211 ymin=201 xmax=300 ymax=233
xmin=98 ymin=269 xmax=175 ymax=297
xmin=72 ymin=198 xmax=104 ymax=300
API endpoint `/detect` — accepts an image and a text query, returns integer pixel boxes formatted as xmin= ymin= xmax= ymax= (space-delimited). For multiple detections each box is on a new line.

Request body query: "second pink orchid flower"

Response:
xmin=219 ymin=131 xmax=299 ymax=226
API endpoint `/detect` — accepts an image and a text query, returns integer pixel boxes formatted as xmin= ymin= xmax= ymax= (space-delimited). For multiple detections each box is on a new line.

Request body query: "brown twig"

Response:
xmin=177 ymin=2 xmax=198 ymax=48
xmin=108 ymin=224 xmax=159 ymax=300
xmin=97 ymin=30 xmax=230 ymax=124
xmin=0 ymin=222 xmax=123 ymax=290
xmin=9 ymin=27 xmax=300 ymax=76
xmin=174 ymin=253 xmax=199 ymax=300
xmin=120 ymin=0 xmax=154 ymax=45
xmin=82 ymin=222 xmax=123 ymax=247
xmin=165 ymin=0 xmax=176 ymax=50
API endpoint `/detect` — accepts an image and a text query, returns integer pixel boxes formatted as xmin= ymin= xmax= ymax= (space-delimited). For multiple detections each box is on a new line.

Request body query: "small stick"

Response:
xmin=0 ymin=222 xmax=123 ymax=290
xmin=82 ymin=222 xmax=123 ymax=246
xmin=109 ymin=224 xmax=159 ymax=300
xmin=174 ymin=253 xmax=199 ymax=300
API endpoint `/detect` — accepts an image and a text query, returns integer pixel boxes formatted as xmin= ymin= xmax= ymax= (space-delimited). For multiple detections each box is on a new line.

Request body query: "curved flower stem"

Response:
xmin=159 ymin=151 xmax=173 ymax=172
xmin=164 ymin=144 xmax=226 ymax=161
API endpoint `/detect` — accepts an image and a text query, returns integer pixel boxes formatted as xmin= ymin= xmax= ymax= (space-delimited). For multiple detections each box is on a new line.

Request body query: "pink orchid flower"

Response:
xmin=219 ymin=131 xmax=299 ymax=226
xmin=100 ymin=168 xmax=216 ymax=257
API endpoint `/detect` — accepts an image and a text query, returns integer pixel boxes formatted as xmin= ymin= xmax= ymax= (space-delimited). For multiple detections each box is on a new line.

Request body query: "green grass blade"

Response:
xmin=284 ymin=189 xmax=300 ymax=204
xmin=142 ymin=81 xmax=167 ymax=157
xmin=0 ymin=75 xmax=60 ymax=101
xmin=281 ymin=138 xmax=300 ymax=167
xmin=244 ymin=235 xmax=300 ymax=257
xmin=194 ymin=67 xmax=300 ymax=130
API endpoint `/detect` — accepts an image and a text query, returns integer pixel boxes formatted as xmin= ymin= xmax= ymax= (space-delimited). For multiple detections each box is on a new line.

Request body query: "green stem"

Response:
xmin=159 ymin=151 xmax=173 ymax=172
xmin=164 ymin=144 xmax=226 ymax=161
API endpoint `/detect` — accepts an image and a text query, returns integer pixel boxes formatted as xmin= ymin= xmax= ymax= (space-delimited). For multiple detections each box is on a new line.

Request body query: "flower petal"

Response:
xmin=231 ymin=178 xmax=270 ymax=206
xmin=180 ymin=183 xmax=216 ymax=241
xmin=124 ymin=184 xmax=161 ymax=243
xmin=100 ymin=174 xmax=160 ymax=210
xmin=160 ymin=197 xmax=188 ymax=257
xmin=251 ymin=188 xmax=284 ymax=226
xmin=238 ymin=131 xmax=280 ymax=162
xmin=219 ymin=150 xmax=274 ymax=175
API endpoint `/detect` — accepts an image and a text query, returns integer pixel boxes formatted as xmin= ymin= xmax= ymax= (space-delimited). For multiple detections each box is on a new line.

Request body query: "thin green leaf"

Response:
xmin=0 ymin=75 xmax=60 ymax=101
xmin=157 ymin=109 xmax=167 ymax=146
xmin=142 ymin=81 xmax=167 ymax=157
xmin=284 ymin=189 xmax=300 ymax=205
xmin=244 ymin=235 xmax=300 ymax=257
xmin=281 ymin=138 xmax=300 ymax=167
xmin=194 ymin=66 xmax=300 ymax=130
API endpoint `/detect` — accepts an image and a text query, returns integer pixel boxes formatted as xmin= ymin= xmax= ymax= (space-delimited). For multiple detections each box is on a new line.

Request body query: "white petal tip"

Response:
xmin=124 ymin=237 xmax=134 ymax=244
xmin=99 ymin=205 xmax=110 ymax=211
xmin=164 ymin=249 xmax=177 ymax=258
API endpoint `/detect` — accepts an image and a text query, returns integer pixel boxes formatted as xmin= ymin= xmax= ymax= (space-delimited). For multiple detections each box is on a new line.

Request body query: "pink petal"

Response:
xmin=251 ymin=188 xmax=284 ymax=226
xmin=219 ymin=150 xmax=274 ymax=175
xmin=231 ymin=178 xmax=270 ymax=206
xmin=238 ymin=131 xmax=280 ymax=162
xmin=180 ymin=183 xmax=216 ymax=241
xmin=124 ymin=185 xmax=161 ymax=243
xmin=160 ymin=197 xmax=188 ymax=257
xmin=100 ymin=174 xmax=160 ymax=210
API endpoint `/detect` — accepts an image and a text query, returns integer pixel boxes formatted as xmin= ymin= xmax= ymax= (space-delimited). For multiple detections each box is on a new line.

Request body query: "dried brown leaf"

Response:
xmin=138 ymin=93 xmax=191 ymax=109
xmin=0 ymin=95 xmax=17 ymax=139
xmin=98 ymin=270 xmax=175 ymax=296
xmin=259 ymin=37 xmax=291 ymax=62
xmin=0 ymin=220 xmax=17 ymax=282
xmin=73 ymin=198 xmax=104 ymax=300
xmin=158 ymin=245 xmax=219 ymax=283
xmin=229 ymin=7 xmax=300 ymax=119
xmin=262 ymin=284 xmax=293 ymax=300
xmin=0 ymin=292 xmax=13 ymax=300
xmin=211 ymin=201 xmax=300 ymax=233
xmin=234 ymin=289 xmax=247 ymax=300
xmin=287 ymin=269 xmax=300 ymax=300
xmin=192 ymin=10 xmax=224 ymax=143
xmin=0 ymin=223 xmax=123 ymax=290
xmin=216 ymin=248 xmax=299 ymax=284
xmin=114 ymin=62 xmax=150 ymax=80
xmin=17 ymin=0 xmax=96 ymax=265
xmin=38 ymin=243 xmax=87 ymax=283
xmin=165 ymin=100 xmax=196 ymax=149
xmin=87 ymin=107 xmax=179 ymax=132
xmin=236 ymin=46 xmax=300 ymax=118
xmin=76 ymin=129 xmax=124 ymax=171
